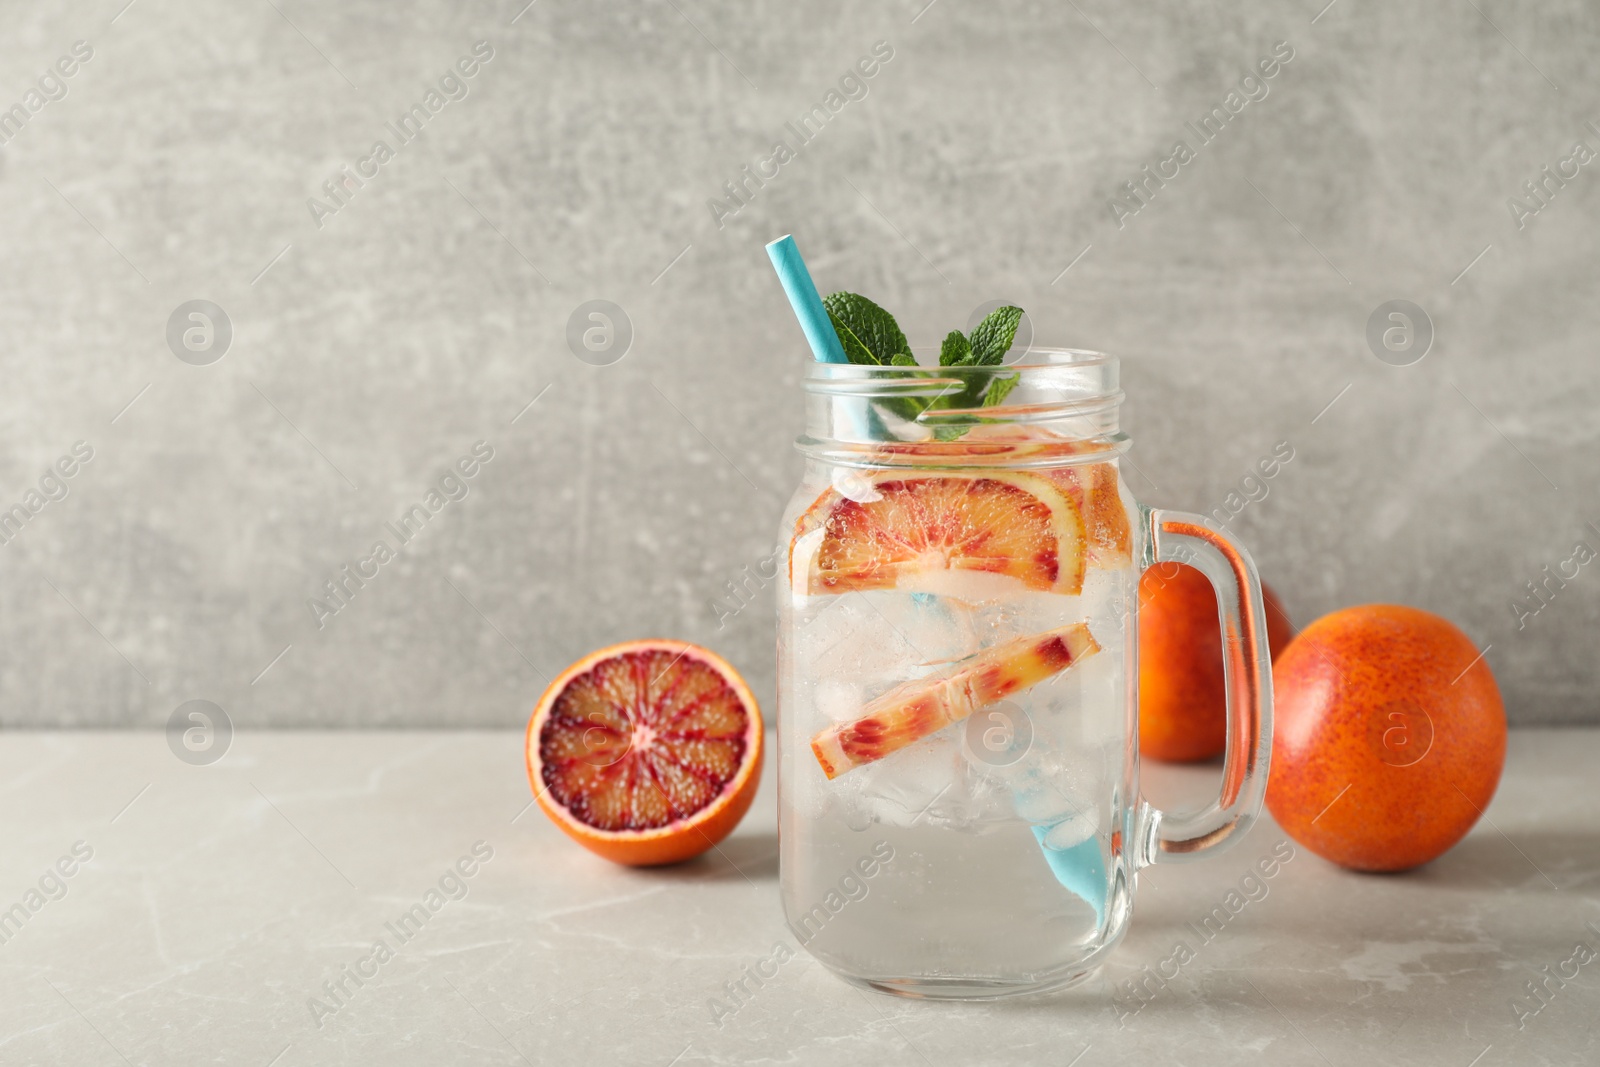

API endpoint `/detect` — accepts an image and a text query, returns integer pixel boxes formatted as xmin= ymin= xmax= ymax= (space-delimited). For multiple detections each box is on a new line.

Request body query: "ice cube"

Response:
xmin=838 ymin=789 xmax=877 ymax=832
xmin=1066 ymin=646 xmax=1124 ymax=748
xmin=994 ymin=733 xmax=1106 ymax=824
xmin=829 ymin=725 xmax=1017 ymax=833
xmin=865 ymin=591 xmax=982 ymax=665
xmin=792 ymin=589 xmax=980 ymax=683
xmin=1011 ymin=774 xmax=1083 ymax=824
xmin=813 ymin=679 xmax=863 ymax=725
xmin=1040 ymin=808 xmax=1101 ymax=851
xmin=851 ymin=731 xmax=964 ymax=828
xmin=1079 ymin=565 xmax=1132 ymax=649
xmin=893 ymin=567 xmax=1032 ymax=604
xmin=971 ymin=589 xmax=1085 ymax=642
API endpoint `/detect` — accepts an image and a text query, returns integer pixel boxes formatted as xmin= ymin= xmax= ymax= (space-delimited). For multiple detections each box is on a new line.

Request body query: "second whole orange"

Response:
xmin=1266 ymin=604 xmax=1506 ymax=872
xmin=1137 ymin=562 xmax=1293 ymax=762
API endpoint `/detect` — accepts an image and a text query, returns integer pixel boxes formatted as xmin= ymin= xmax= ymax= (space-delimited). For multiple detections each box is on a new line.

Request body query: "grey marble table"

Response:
xmin=0 ymin=728 xmax=1594 ymax=1066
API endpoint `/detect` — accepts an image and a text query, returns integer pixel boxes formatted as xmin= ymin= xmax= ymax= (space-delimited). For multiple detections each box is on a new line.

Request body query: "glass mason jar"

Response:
xmin=776 ymin=349 xmax=1273 ymax=1000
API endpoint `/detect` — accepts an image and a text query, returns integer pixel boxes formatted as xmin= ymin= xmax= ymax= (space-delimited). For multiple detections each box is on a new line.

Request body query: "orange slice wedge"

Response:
xmin=796 ymin=472 xmax=1086 ymax=597
xmin=1048 ymin=462 xmax=1132 ymax=569
xmin=811 ymin=623 xmax=1100 ymax=779
xmin=526 ymin=640 xmax=763 ymax=866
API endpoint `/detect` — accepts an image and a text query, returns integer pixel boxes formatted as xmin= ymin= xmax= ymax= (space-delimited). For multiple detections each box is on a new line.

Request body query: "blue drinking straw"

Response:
xmin=766 ymin=233 xmax=1106 ymax=926
xmin=1035 ymin=826 xmax=1107 ymax=926
xmin=766 ymin=235 xmax=849 ymax=364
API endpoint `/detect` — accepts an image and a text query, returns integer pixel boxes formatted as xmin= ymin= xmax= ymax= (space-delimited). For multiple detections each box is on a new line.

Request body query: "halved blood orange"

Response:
xmin=795 ymin=472 xmax=1086 ymax=597
xmin=1048 ymin=462 xmax=1132 ymax=569
xmin=811 ymin=623 xmax=1100 ymax=779
xmin=526 ymin=640 xmax=763 ymax=866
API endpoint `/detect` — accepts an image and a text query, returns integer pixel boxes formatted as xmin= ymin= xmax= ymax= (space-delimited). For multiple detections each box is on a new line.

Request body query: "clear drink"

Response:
xmin=778 ymin=430 xmax=1140 ymax=996
xmin=776 ymin=349 xmax=1274 ymax=1001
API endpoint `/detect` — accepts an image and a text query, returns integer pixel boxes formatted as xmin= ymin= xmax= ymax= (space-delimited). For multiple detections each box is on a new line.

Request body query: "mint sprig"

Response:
xmin=823 ymin=292 xmax=1026 ymax=430
xmin=823 ymin=292 xmax=911 ymax=365
xmin=828 ymin=311 xmax=878 ymax=365
xmin=939 ymin=330 xmax=972 ymax=365
xmin=939 ymin=305 xmax=1022 ymax=408
xmin=967 ymin=306 xmax=1024 ymax=365
xmin=983 ymin=371 xmax=1021 ymax=407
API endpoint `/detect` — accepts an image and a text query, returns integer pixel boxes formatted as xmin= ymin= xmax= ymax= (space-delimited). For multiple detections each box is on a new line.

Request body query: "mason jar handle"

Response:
xmin=1136 ymin=508 xmax=1274 ymax=865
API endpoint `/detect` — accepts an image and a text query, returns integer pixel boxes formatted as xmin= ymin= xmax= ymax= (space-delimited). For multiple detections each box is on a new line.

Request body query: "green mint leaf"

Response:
xmin=968 ymin=306 xmax=1023 ymax=365
xmin=932 ymin=421 xmax=978 ymax=441
xmin=983 ymin=372 xmax=1021 ymax=407
xmin=938 ymin=330 xmax=972 ymax=366
xmin=815 ymin=288 xmax=1031 ymax=440
xmin=824 ymin=292 xmax=909 ymax=365
xmin=827 ymin=308 xmax=880 ymax=365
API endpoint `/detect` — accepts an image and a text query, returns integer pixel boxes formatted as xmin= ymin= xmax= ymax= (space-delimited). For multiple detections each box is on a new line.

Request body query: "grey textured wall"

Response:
xmin=0 ymin=0 xmax=1593 ymax=727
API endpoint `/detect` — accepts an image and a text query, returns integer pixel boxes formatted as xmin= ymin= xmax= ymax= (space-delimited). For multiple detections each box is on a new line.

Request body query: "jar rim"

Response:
xmin=802 ymin=346 xmax=1117 ymax=384
xmin=796 ymin=347 xmax=1126 ymax=469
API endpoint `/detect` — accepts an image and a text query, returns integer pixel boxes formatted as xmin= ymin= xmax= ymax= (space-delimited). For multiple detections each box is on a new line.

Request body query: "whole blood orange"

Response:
xmin=526 ymin=640 xmax=763 ymax=866
xmin=1137 ymin=563 xmax=1293 ymax=761
xmin=1266 ymin=605 xmax=1506 ymax=872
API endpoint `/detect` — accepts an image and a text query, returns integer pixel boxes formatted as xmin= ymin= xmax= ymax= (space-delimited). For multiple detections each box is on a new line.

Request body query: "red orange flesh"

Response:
xmin=811 ymin=623 xmax=1100 ymax=779
xmin=526 ymin=640 xmax=763 ymax=866
xmin=796 ymin=471 xmax=1086 ymax=597
xmin=1047 ymin=462 xmax=1132 ymax=569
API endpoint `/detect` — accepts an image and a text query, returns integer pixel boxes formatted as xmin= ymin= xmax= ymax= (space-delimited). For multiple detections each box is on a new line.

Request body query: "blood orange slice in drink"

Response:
xmin=794 ymin=472 xmax=1086 ymax=597
xmin=1047 ymin=462 xmax=1132 ymax=569
xmin=898 ymin=423 xmax=1132 ymax=570
xmin=526 ymin=640 xmax=763 ymax=866
xmin=811 ymin=623 xmax=1100 ymax=779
